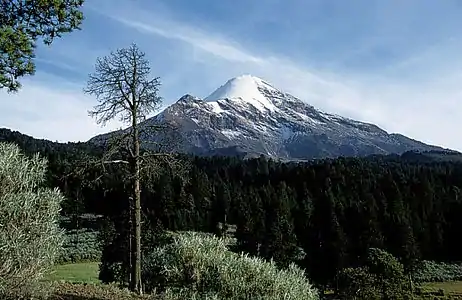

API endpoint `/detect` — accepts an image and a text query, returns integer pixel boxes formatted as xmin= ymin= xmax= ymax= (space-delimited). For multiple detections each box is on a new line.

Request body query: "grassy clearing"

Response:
xmin=423 ymin=281 xmax=462 ymax=294
xmin=416 ymin=281 xmax=462 ymax=299
xmin=44 ymin=262 xmax=154 ymax=299
xmin=45 ymin=262 xmax=99 ymax=284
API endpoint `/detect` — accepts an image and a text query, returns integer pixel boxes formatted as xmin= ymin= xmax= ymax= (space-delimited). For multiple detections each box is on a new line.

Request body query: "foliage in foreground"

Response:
xmin=413 ymin=260 xmax=462 ymax=283
xmin=142 ymin=231 xmax=319 ymax=300
xmin=50 ymin=282 xmax=152 ymax=300
xmin=337 ymin=248 xmax=412 ymax=300
xmin=0 ymin=142 xmax=64 ymax=299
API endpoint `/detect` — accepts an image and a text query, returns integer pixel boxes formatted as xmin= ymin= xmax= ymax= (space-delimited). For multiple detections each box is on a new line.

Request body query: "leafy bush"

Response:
xmin=337 ymin=248 xmax=412 ymax=300
xmin=57 ymin=229 xmax=102 ymax=264
xmin=142 ymin=231 xmax=319 ymax=300
xmin=337 ymin=267 xmax=380 ymax=300
xmin=413 ymin=260 xmax=462 ymax=282
xmin=0 ymin=142 xmax=64 ymax=299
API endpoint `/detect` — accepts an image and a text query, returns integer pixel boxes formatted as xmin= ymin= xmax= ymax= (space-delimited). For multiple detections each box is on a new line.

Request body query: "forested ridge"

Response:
xmin=2 ymin=127 xmax=462 ymax=291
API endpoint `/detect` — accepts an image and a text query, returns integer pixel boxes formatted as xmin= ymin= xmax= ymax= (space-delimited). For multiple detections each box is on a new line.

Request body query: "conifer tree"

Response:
xmin=260 ymin=183 xmax=299 ymax=268
xmin=1 ymin=0 xmax=84 ymax=92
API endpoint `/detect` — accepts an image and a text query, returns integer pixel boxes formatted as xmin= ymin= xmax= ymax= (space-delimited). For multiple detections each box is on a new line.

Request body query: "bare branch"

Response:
xmin=81 ymin=43 xmax=182 ymax=293
xmin=83 ymin=44 xmax=162 ymax=127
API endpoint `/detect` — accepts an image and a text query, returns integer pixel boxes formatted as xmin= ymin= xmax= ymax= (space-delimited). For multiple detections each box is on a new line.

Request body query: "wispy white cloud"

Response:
xmin=112 ymin=18 xmax=264 ymax=64
xmin=103 ymin=5 xmax=462 ymax=150
xmin=0 ymin=74 xmax=126 ymax=142
xmin=35 ymin=57 xmax=82 ymax=73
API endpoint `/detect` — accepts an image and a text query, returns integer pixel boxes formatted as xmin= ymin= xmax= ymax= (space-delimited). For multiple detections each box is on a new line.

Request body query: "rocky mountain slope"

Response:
xmin=90 ymin=74 xmax=446 ymax=160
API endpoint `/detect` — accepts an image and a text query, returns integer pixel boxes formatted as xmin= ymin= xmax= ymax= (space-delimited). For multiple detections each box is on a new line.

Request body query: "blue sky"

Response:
xmin=1 ymin=0 xmax=462 ymax=150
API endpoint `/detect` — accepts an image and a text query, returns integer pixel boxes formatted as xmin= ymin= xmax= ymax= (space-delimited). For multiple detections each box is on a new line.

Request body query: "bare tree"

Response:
xmin=84 ymin=43 xmax=163 ymax=294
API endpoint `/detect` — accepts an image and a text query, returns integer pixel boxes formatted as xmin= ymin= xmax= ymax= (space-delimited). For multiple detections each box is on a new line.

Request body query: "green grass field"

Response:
xmin=45 ymin=262 xmax=152 ymax=300
xmin=45 ymin=262 xmax=100 ymax=284
xmin=423 ymin=281 xmax=462 ymax=294
xmin=417 ymin=281 xmax=462 ymax=299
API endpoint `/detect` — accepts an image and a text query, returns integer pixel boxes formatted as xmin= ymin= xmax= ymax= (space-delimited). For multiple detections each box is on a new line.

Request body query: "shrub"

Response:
xmin=413 ymin=260 xmax=462 ymax=282
xmin=142 ymin=231 xmax=319 ymax=300
xmin=0 ymin=142 xmax=64 ymax=299
xmin=57 ymin=229 xmax=102 ymax=264
xmin=337 ymin=248 xmax=412 ymax=300
xmin=337 ymin=267 xmax=380 ymax=300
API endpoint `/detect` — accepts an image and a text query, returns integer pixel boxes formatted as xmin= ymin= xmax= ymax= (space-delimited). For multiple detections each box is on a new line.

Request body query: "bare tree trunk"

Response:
xmin=132 ymin=118 xmax=143 ymax=295
xmin=128 ymin=197 xmax=133 ymax=288
xmin=134 ymin=158 xmax=142 ymax=293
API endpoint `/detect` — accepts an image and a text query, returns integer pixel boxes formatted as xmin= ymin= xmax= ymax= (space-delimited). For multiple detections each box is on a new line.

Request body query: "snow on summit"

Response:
xmin=204 ymin=75 xmax=278 ymax=112
xmin=92 ymin=74 xmax=446 ymax=160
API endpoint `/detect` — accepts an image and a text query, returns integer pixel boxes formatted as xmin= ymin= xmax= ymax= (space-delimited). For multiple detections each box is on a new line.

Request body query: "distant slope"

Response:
xmin=0 ymin=128 xmax=99 ymax=157
xmin=1 ymin=127 xmax=460 ymax=164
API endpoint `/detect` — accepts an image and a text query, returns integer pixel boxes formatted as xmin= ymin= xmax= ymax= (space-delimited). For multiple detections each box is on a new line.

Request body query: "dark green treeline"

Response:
xmin=2 ymin=128 xmax=462 ymax=286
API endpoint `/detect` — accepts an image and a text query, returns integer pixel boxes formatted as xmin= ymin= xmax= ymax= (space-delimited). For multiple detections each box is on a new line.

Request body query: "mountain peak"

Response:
xmin=91 ymin=73 xmax=446 ymax=160
xmin=204 ymin=74 xmax=278 ymax=112
xmin=177 ymin=94 xmax=199 ymax=102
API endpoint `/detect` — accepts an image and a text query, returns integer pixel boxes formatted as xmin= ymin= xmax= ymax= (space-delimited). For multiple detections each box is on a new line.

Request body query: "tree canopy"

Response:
xmin=0 ymin=0 xmax=84 ymax=92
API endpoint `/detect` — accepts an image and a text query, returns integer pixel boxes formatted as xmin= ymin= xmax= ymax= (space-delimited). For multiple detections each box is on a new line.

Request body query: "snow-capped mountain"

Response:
xmin=91 ymin=74 xmax=445 ymax=160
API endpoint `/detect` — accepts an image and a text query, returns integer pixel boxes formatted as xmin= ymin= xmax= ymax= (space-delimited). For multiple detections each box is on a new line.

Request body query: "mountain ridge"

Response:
xmin=1 ymin=127 xmax=460 ymax=164
xmin=89 ymin=74 xmax=449 ymax=160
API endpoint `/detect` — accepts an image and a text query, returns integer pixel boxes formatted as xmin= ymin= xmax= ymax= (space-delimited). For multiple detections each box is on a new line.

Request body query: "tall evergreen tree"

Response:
xmin=310 ymin=179 xmax=348 ymax=286
xmin=211 ymin=179 xmax=231 ymax=236
xmin=260 ymin=183 xmax=299 ymax=268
